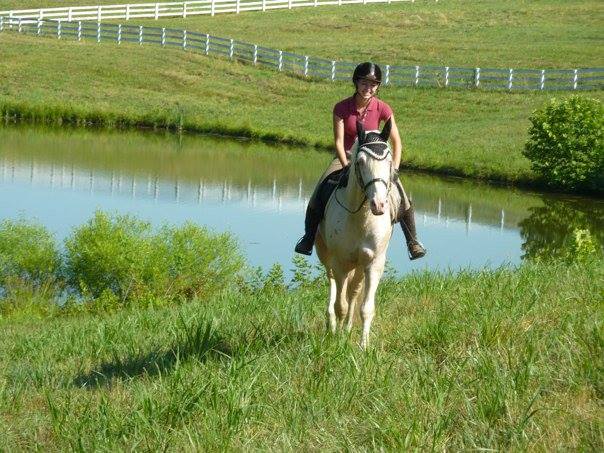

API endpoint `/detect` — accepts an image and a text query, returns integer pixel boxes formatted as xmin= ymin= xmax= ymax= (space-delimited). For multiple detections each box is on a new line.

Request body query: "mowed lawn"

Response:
xmin=3 ymin=0 xmax=603 ymax=68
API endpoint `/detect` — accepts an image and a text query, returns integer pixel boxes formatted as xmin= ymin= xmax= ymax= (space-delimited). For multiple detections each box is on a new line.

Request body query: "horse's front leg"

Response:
xmin=345 ymin=268 xmax=364 ymax=333
xmin=326 ymin=273 xmax=337 ymax=334
xmin=360 ymin=257 xmax=386 ymax=349
xmin=332 ymin=268 xmax=350 ymax=332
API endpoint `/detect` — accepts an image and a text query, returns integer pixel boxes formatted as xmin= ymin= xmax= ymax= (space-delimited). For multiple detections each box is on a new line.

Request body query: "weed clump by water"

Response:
xmin=63 ymin=211 xmax=244 ymax=306
xmin=0 ymin=218 xmax=60 ymax=290
xmin=0 ymin=211 xmax=244 ymax=311
xmin=0 ymin=218 xmax=61 ymax=315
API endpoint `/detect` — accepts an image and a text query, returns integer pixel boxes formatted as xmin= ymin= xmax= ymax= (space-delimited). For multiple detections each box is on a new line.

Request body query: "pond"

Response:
xmin=1 ymin=125 xmax=602 ymax=276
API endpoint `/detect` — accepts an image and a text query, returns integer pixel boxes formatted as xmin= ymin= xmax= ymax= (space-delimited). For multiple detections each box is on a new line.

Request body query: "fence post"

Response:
xmin=540 ymin=69 xmax=545 ymax=90
xmin=205 ymin=33 xmax=209 ymax=54
xmin=183 ymin=2 xmax=187 ymax=18
xmin=183 ymin=30 xmax=187 ymax=50
xmin=78 ymin=20 xmax=82 ymax=41
xmin=278 ymin=50 xmax=283 ymax=71
xmin=414 ymin=65 xmax=420 ymax=86
xmin=155 ymin=3 xmax=159 ymax=20
xmin=385 ymin=64 xmax=390 ymax=85
xmin=37 ymin=19 xmax=42 ymax=35
xmin=445 ymin=66 xmax=449 ymax=87
xmin=139 ymin=25 xmax=143 ymax=45
xmin=0 ymin=16 xmax=3 ymax=32
xmin=262 ymin=0 xmax=266 ymax=12
xmin=57 ymin=20 xmax=61 ymax=39
xmin=126 ymin=4 xmax=130 ymax=20
xmin=97 ymin=6 xmax=101 ymax=22
xmin=118 ymin=23 xmax=122 ymax=44
xmin=253 ymin=44 xmax=258 ymax=65
xmin=237 ymin=0 xmax=240 ymax=14
xmin=474 ymin=67 xmax=480 ymax=87
xmin=97 ymin=21 xmax=101 ymax=43
xmin=18 ymin=18 xmax=22 ymax=33
xmin=289 ymin=0 xmax=292 ymax=9
xmin=68 ymin=7 xmax=73 ymax=22
xmin=212 ymin=0 xmax=216 ymax=16
xmin=314 ymin=0 xmax=318 ymax=6
xmin=573 ymin=69 xmax=578 ymax=90
xmin=229 ymin=39 xmax=234 ymax=59
xmin=331 ymin=61 xmax=336 ymax=81
xmin=304 ymin=55 xmax=309 ymax=77
xmin=161 ymin=27 xmax=166 ymax=46
xmin=508 ymin=68 xmax=513 ymax=90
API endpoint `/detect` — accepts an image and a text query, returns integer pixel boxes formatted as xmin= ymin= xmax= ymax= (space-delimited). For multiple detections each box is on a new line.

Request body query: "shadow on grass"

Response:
xmin=73 ymin=317 xmax=233 ymax=389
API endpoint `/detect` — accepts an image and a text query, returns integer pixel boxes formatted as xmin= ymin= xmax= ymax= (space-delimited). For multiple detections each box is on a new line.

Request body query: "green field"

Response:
xmin=3 ymin=0 xmax=602 ymax=68
xmin=1 ymin=257 xmax=602 ymax=449
xmin=1 ymin=31 xmax=573 ymax=185
xmin=1 ymin=0 xmax=602 ymax=189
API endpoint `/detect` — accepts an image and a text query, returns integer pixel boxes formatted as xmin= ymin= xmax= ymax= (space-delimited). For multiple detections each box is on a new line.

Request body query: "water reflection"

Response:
xmin=520 ymin=197 xmax=604 ymax=260
xmin=1 ymin=125 xmax=601 ymax=274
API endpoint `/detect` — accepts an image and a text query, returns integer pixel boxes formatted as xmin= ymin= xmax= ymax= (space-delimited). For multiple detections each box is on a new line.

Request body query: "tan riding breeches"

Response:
xmin=310 ymin=157 xmax=411 ymax=216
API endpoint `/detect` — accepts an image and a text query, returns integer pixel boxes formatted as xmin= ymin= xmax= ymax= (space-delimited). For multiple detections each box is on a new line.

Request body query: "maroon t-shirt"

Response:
xmin=333 ymin=96 xmax=393 ymax=151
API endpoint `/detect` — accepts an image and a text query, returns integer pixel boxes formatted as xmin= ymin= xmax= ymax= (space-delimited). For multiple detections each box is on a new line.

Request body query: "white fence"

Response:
xmin=3 ymin=17 xmax=601 ymax=91
xmin=0 ymin=0 xmax=419 ymax=21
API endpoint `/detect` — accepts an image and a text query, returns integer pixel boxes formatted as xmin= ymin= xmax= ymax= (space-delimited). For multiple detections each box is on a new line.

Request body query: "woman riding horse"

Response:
xmin=295 ymin=62 xmax=426 ymax=260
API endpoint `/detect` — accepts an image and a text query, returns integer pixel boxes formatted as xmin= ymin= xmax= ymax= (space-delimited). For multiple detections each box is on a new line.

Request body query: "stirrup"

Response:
xmin=294 ymin=235 xmax=314 ymax=256
xmin=407 ymin=240 xmax=426 ymax=261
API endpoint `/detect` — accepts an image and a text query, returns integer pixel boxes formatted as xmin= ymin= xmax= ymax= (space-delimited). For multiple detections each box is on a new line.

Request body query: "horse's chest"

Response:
xmin=324 ymin=216 xmax=391 ymax=258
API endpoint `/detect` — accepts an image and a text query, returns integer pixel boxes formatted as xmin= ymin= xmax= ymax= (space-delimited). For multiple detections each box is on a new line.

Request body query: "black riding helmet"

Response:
xmin=352 ymin=62 xmax=382 ymax=84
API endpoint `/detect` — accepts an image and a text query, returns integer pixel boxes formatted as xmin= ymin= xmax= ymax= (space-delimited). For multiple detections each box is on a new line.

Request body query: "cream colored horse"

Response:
xmin=315 ymin=120 xmax=399 ymax=348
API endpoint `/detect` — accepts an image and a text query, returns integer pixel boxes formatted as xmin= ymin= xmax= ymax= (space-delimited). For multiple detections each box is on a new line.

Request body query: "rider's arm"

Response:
xmin=388 ymin=115 xmax=403 ymax=170
xmin=333 ymin=114 xmax=349 ymax=167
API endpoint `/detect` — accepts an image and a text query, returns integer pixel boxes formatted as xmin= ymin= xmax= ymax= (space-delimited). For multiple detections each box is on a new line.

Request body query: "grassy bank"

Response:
xmin=1 ymin=256 xmax=602 ymax=449
xmin=2 ymin=31 xmax=579 ymax=187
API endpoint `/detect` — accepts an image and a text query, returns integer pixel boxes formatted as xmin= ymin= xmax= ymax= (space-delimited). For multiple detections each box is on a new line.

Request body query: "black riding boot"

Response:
xmin=400 ymin=204 xmax=427 ymax=260
xmin=294 ymin=168 xmax=347 ymax=256
xmin=294 ymin=203 xmax=322 ymax=256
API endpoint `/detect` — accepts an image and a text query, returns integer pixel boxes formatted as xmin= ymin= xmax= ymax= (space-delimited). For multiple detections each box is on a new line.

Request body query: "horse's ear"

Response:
xmin=380 ymin=118 xmax=392 ymax=142
xmin=357 ymin=121 xmax=366 ymax=144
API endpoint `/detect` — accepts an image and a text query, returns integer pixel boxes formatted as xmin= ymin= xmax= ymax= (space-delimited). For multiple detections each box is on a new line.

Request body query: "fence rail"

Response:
xmin=1 ymin=15 xmax=602 ymax=91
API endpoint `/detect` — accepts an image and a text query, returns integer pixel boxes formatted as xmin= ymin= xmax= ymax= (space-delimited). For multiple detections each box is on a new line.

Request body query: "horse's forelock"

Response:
xmin=364 ymin=131 xmax=383 ymax=143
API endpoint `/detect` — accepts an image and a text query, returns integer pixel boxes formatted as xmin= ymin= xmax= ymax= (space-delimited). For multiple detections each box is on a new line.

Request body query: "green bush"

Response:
xmin=523 ymin=96 xmax=603 ymax=192
xmin=0 ymin=219 xmax=60 ymax=291
xmin=157 ymin=222 xmax=244 ymax=300
xmin=64 ymin=211 xmax=244 ymax=304
xmin=64 ymin=211 xmax=159 ymax=302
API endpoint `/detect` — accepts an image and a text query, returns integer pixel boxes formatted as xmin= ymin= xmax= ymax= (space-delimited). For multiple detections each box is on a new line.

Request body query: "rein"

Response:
xmin=334 ymin=141 xmax=393 ymax=214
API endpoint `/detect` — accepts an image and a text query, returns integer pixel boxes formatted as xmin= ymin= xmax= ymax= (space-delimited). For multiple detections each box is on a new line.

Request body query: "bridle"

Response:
xmin=335 ymin=139 xmax=393 ymax=214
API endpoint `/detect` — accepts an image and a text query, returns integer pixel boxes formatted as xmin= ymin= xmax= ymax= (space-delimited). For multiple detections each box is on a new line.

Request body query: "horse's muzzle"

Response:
xmin=370 ymin=198 xmax=387 ymax=216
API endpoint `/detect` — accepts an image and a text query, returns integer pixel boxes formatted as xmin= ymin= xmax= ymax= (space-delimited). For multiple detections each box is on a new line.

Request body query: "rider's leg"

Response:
xmin=396 ymin=180 xmax=426 ymax=260
xmin=295 ymin=159 xmax=344 ymax=255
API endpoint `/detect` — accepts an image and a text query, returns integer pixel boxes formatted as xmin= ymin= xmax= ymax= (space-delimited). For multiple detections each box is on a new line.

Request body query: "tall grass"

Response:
xmin=0 ymin=258 xmax=601 ymax=449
